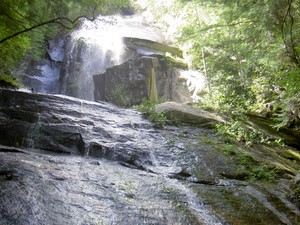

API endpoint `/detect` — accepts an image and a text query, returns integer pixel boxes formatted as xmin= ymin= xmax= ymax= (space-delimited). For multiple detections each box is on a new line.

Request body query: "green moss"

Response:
xmin=68 ymin=83 xmax=78 ymax=96
xmin=223 ymin=144 xmax=237 ymax=156
xmin=198 ymin=135 xmax=221 ymax=145
xmin=161 ymin=55 xmax=188 ymax=69
xmin=192 ymin=185 xmax=287 ymax=225
xmin=199 ymin=135 xmax=236 ymax=156
xmin=198 ymin=135 xmax=278 ymax=181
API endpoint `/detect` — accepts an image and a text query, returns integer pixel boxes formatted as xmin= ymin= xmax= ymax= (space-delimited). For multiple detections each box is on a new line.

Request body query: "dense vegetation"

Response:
xmin=0 ymin=0 xmax=130 ymax=86
xmin=144 ymin=0 xmax=300 ymax=133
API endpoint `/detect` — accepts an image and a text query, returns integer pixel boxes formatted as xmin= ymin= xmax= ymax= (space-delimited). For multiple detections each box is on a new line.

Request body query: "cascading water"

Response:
xmin=60 ymin=16 xmax=125 ymax=100
xmin=16 ymin=37 xmax=64 ymax=94
xmin=19 ymin=14 xmax=205 ymax=103
xmin=60 ymin=15 xmax=166 ymax=101
xmin=35 ymin=62 xmax=60 ymax=93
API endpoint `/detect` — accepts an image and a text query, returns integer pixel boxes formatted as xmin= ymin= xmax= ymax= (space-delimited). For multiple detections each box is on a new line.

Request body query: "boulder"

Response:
xmin=155 ymin=102 xmax=226 ymax=128
xmin=93 ymin=55 xmax=192 ymax=106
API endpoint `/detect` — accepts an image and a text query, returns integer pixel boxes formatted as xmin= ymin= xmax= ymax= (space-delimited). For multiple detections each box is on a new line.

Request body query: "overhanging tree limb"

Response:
xmin=0 ymin=8 xmax=97 ymax=44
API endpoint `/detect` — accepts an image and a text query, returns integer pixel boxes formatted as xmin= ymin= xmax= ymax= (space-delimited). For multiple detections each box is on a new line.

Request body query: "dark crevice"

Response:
xmin=0 ymin=147 xmax=26 ymax=154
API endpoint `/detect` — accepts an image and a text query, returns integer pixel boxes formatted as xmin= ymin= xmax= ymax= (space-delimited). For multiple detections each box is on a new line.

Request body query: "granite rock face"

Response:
xmin=0 ymin=89 xmax=300 ymax=225
xmin=93 ymin=55 xmax=192 ymax=106
xmin=0 ymin=89 xmax=156 ymax=165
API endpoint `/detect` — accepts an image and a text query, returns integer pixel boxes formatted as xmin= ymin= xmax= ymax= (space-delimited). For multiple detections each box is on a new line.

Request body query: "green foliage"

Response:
xmin=133 ymin=98 xmax=167 ymax=127
xmin=108 ymin=84 xmax=131 ymax=107
xmin=273 ymin=92 xmax=300 ymax=129
xmin=0 ymin=74 xmax=22 ymax=88
xmin=0 ymin=0 xmax=131 ymax=76
xmin=215 ymin=118 xmax=286 ymax=147
xmin=199 ymin=134 xmax=277 ymax=181
xmin=147 ymin=0 xmax=300 ymax=132
xmin=247 ymin=165 xmax=277 ymax=182
xmin=236 ymin=152 xmax=277 ymax=182
xmin=216 ymin=120 xmax=263 ymax=146
xmin=222 ymin=144 xmax=236 ymax=156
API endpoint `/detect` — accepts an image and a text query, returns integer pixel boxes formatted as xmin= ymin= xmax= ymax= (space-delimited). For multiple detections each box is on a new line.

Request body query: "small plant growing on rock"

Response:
xmin=68 ymin=83 xmax=78 ymax=96
xmin=133 ymin=98 xmax=167 ymax=127
xmin=108 ymin=84 xmax=131 ymax=107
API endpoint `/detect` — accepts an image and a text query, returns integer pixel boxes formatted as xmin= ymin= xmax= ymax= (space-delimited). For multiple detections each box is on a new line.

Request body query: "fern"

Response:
xmin=273 ymin=92 xmax=300 ymax=129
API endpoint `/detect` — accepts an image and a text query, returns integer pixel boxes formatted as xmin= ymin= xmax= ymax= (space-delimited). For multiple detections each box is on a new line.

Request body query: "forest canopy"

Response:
xmin=143 ymin=0 xmax=300 ymax=131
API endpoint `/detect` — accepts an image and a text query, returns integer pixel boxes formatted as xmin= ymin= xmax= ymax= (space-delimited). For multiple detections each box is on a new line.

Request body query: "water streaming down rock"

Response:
xmin=59 ymin=17 xmax=123 ymax=100
xmin=0 ymin=89 xmax=299 ymax=225
xmin=16 ymin=15 xmax=205 ymax=103
xmin=59 ymin=15 xmax=168 ymax=101
xmin=22 ymin=113 xmax=41 ymax=149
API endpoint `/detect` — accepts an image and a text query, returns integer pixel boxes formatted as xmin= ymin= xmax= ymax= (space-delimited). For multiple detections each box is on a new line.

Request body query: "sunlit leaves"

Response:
xmin=0 ymin=0 xmax=130 ymax=75
xmin=150 ymin=0 xmax=300 ymax=129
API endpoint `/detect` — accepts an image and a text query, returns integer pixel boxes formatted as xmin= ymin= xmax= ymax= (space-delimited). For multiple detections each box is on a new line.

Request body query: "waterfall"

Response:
xmin=35 ymin=62 xmax=60 ymax=93
xmin=60 ymin=16 xmax=125 ymax=100
xmin=60 ymin=15 xmax=165 ymax=101
xmin=16 ymin=37 xmax=64 ymax=94
xmin=20 ymin=14 xmax=204 ymax=103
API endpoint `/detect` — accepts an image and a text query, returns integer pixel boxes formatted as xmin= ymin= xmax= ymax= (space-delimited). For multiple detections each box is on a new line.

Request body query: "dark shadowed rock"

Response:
xmin=93 ymin=55 xmax=192 ymax=106
xmin=0 ymin=89 xmax=154 ymax=158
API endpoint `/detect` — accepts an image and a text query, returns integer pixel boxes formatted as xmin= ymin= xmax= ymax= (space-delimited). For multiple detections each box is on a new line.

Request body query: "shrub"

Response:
xmin=133 ymin=98 xmax=167 ymax=127
xmin=108 ymin=84 xmax=131 ymax=107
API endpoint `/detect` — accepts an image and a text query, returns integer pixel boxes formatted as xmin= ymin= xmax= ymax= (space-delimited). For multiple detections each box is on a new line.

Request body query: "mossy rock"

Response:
xmin=155 ymin=102 xmax=225 ymax=128
xmin=123 ymin=37 xmax=183 ymax=58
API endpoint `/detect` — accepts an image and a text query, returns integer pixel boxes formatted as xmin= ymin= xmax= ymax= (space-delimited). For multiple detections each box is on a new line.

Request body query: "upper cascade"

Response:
xmin=60 ymin=15 xmax=175 ymax=101
xmin=16 ymin=14 xmax=205 ymax=103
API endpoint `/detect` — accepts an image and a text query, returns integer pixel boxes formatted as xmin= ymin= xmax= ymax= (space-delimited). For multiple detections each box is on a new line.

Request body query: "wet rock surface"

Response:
xmin=0 ymin=89 xmax=300 ymax=225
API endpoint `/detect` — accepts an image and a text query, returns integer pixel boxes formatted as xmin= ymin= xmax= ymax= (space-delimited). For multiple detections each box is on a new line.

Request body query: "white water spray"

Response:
xmin=60 ymin=15 xmax=166 ymax=101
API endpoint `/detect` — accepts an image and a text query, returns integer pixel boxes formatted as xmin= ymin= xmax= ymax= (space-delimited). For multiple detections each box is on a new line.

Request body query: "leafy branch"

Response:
xmin=198 ymin=20 xmax=256 ymax=33
xmin=0 ymin=7 xmax=97 ymax=44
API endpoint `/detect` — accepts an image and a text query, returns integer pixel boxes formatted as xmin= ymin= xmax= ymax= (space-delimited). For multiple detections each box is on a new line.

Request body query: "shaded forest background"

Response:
xmin=1 ymin=0 xmax=300 ymax=140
